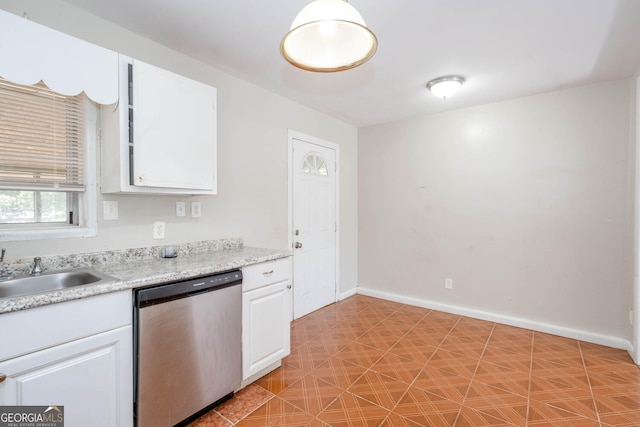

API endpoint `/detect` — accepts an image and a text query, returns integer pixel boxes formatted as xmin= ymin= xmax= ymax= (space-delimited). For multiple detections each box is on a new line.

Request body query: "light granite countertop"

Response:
xmin=0 ymin=240 xmax=290 ymax=314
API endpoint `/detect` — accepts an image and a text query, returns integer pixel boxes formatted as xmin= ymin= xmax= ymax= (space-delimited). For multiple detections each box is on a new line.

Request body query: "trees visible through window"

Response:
xmin=0 ymin=78 xmax=85 ymax=227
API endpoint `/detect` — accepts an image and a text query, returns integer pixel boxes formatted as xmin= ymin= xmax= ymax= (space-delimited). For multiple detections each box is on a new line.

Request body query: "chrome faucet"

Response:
xmin=31 ymin=257 xmax=43 ymax=276
xmin=0 ymin=248 xmax=8 ymax=281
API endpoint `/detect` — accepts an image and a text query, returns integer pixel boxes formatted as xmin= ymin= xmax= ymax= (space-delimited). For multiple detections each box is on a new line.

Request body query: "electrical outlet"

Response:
xmin=444 ymin=278 xmax=453 ymax=290
xmin=191 ymin=201 xmax=202 ymax=218
xmin=176 ymin=201 xmax=186 ymax=217
xmin=153 ymin=221 xmax=165 ymax=239
xmin=103 ymin=201 xmax=118 ymax=221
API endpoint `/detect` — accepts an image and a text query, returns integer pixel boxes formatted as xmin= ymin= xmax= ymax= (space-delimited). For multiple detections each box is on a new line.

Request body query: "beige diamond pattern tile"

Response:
xmin=355 ymin=327 xmax=401 ymax=351
xmin=599 ymin=410 xmax=640 ymax=426
xmin=463 ymin=381 xmax=529 ymax=426
xmin=473 ymin=361 xmax=531 ymax=398
xmin=188 ymin=295 xmax=640 ymax=427
xmin=234 ymin=396 xmax=320 ymax=427
xmin=412 ymin=365 xmax=471 ymax=404
xmin=255 ymin=362 xmax=306 ymax=394
xmin=580 ymin=342 xmax=637 ymax=366
xmin=592 ymin=387 xmax=640 ymax=417
xmin=332 ymin=317 xmax=377 ymax=338
xmin=379 ymin=412 xmax=425 ymax=427
xmin=317 ymin=391 xmax=389 ymax=427
xmin=376 ymin=317 xmax=417 ymax=336
xmin=346 ymin=370 xmax=408 ymax=410
xmin=587 ymin=369 xmax=640 ymax=392
xmin=277 ymin=374 xmax=343 ymax=417
xmin=384 ymin=309 xmax=427 ymax=328
xmin=393 ymin=386 xmax=462 ymax=426
xmin=455 ymin=406 xmax=521 ymax=427
xmin=284 ymin=343 xmax=332 ymax=373
xmin=388 ymin=336 xmax=438 ymax=364
xmin=309 ymin=356 xmax=367 ymax=390
xmin=356 ymin=306 xmax=392 ymax=324
xmin=527 ymin=398 xmax=600 ymax=426
xmin=426 ymin=349 xmax=480 ymax=379
xmin=334 ymin=341 xmax=386 ymax=369
xmin=439 ymin=335 xmax=488 ymax=359
xmin=403 ymin=327 xmax=448 ymax=347
xmin=307 ymin=329 xmax=352 ymax=356
xmin=480 ymin=346 xmax=532 ymax=373
xmin=370 ymin=352 xmax=424 ymax=384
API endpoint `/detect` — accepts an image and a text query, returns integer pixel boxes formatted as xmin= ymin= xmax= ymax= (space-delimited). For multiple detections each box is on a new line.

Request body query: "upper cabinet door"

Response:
xmin=132 ymin=60 xmax=217 ymax=191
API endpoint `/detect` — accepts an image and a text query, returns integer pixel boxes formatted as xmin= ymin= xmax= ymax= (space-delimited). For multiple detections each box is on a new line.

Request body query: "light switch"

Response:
xmin=176 ymin=201 xmax=186 ymax=217
xmin=103 ymin=201 xmax=119 ymax=221
xmin=191 ymin=201 xmax=202 ymax=218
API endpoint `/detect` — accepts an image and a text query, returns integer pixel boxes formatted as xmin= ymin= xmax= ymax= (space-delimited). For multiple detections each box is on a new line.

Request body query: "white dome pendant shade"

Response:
xmin=281 ymin=0 xmax=377 ymax=72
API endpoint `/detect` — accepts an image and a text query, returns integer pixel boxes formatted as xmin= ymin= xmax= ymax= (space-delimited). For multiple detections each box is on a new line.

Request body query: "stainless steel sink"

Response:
xmin=0 ymin=269 xmax=117 ymax=299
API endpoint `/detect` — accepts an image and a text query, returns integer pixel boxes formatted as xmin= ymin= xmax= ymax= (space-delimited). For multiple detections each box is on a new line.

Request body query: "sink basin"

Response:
xmin=0 ymin=269 xmax=117 ymax=299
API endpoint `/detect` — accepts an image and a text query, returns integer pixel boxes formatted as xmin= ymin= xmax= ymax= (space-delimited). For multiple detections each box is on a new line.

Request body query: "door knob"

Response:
xmin=0 ymin=373 xmax=6 ymax=383
xmin=294 ymin=242 xmax=303 ymax=249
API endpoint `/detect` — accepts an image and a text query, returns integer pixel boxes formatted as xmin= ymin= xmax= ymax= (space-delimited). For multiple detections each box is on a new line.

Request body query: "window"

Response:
xmin=302 ymin=152 xmax=329 ymax=176
xmin=0 ymin=78 xmax=97 ymax=240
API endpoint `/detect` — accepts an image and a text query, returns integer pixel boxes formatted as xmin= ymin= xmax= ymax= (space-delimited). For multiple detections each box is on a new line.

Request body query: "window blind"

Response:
xmin=0 ymin=78 xmax=85 ymax=192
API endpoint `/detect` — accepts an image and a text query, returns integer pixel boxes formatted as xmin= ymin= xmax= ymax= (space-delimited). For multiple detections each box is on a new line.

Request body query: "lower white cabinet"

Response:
xmin=242 ymin=258 xmax=292 ymax=380
xmin=0 ymin=326 xmax=132 ymax=427
xmin=0 ymin=291 xmax=133 ymax=427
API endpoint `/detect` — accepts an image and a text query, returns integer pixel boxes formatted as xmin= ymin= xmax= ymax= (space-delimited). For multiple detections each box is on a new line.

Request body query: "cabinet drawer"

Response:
xmin=0 ymin=291 xmax=132 ymax=362
xmin=242 ymin=258 xmax=290 ymax=292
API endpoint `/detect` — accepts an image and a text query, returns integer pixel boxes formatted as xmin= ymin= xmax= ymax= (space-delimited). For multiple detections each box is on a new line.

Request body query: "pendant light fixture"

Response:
xmin=426 ymin=75 xmax=465 ymax=99
xmin=280 ymin=0 xmax=378 ymax=72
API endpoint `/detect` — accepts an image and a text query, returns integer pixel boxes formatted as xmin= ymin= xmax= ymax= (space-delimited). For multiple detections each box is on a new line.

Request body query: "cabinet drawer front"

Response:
xmin=0 ymin=326 xmax=133 ymax=426
xmin=0 ymin=291 xmax=132 ymax=362
xmin=242 ymin=258 xmax=290 ymax=292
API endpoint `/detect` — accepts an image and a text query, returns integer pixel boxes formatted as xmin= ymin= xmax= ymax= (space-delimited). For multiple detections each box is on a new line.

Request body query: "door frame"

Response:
xmin=634 ymin=74 xmax=640 ymax=365
xmin=287 ymin=129 xmax=340 ymax=318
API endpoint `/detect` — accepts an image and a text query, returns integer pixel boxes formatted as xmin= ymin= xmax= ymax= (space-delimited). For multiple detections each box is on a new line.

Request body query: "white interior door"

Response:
xmin=292 ymin=137 xmax=337 ymax=319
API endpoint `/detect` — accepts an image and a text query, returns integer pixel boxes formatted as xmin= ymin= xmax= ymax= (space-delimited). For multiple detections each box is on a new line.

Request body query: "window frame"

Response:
xmin=0 ymin=97 xmax=97 ymax=241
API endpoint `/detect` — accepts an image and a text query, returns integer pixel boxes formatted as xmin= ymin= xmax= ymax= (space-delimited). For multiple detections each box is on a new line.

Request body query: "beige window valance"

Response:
xmin=0 ymin=9 xmax=118 ymax=105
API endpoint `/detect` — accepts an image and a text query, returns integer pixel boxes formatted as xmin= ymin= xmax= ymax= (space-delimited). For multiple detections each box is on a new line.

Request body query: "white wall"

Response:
xmin=0 ymin=0 xmax=358 ymax=294
xmin=359 ymin=79 xmax=634 ymax=346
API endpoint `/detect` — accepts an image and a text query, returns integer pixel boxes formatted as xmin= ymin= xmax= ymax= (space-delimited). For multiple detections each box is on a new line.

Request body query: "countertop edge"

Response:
xmin=0 ymin=248 xmax=291 ymax=314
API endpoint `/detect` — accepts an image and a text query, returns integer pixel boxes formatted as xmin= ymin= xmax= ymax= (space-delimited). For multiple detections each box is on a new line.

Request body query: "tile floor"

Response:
xmin=188 ymin=294 xmax=640 ymax=426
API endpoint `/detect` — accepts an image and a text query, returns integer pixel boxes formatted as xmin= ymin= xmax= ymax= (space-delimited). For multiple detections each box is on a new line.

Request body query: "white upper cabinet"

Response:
xmin=101 ymin=55 xmax=217 ymax=195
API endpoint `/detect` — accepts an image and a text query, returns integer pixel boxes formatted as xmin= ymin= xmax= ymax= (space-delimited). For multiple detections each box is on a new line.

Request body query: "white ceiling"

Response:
xmin=61 ymin=0 xmax=640 ymax=127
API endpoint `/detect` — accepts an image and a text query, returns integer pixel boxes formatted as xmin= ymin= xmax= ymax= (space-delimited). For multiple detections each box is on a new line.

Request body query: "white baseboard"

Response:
xmin=338 ymin=287 xmax=357 ymax=301
xmin=357 ymin=286 xmax=633 ymax=353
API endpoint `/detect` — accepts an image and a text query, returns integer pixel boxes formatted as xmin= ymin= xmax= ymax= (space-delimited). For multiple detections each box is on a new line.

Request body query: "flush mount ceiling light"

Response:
xmin=280 ymin=0 xmax=378 ymax=72
xmin=426 ymin=75 xmax=465 ymax=99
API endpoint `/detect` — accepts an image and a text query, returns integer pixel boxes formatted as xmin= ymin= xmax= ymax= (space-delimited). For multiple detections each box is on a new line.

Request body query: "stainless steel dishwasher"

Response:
xmin=134 ymin=270 xmax=242 ymax=427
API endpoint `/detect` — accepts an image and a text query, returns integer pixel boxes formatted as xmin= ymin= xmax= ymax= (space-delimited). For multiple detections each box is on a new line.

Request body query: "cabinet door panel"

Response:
xmin=0 ymin=326 xmax=133 ymax=427
xmin=242 ymin=282 xmax=291 ymax=379
xmin=133 ymin=59 xmax=216 ymax=191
